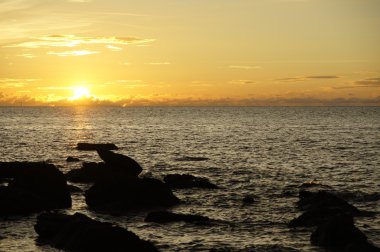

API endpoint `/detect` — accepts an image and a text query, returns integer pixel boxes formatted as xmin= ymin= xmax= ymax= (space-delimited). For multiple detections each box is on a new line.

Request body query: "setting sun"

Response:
xmin=69 ymin=87 xmax=91 ymax=101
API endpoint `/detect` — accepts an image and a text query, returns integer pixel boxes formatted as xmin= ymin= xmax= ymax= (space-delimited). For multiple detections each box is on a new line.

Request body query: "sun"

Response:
xmin=69 ymin=86 xmax=91 ymax=100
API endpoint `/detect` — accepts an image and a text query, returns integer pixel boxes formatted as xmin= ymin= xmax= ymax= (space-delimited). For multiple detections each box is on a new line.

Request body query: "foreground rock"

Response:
xmin=0 ymin=162 xmax=71 ymax=215
xmin=310 ymin=214 xmax=378 ymax=251
xmin=85 ymin=177 xmax=180 ymax=212
xmin=97 ymin=149 xmax=142 ymax=177
xmin=163 ymin=174 xmax=218 ymax=189
xmin=76 ymin=143 xmax=118 ymax=151
xmin=66 ymin=149 xmax=143 ymax=183
xmin=297 ymin=190 xmax=365 ymax=216
xmin=35 ymin=212 xmax=158 ymax=252
xmin=66 ymin=162 xmax=108 ymax=183
xmin=145 ymin=211 xmax=211 ymax=224
xmin=289 ymin=190 xmax=371 ymax=227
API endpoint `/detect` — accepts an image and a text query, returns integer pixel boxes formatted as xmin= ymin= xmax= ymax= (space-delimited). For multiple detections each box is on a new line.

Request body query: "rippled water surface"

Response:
xmin=0 ymin=107 xmax=379 ymax=251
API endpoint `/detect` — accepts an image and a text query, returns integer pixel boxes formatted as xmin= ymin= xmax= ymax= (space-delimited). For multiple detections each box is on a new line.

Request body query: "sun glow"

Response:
xmin=69 ymin=86 xmax=91 ymax=100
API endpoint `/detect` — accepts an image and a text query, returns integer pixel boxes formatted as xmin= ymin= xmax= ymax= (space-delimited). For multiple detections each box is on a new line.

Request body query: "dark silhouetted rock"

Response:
xmin=0 ymin=162 xmax=71 ymax=215
xmin=66 ymin=156 xmax=80 ymax=162
xmin=310 ymin=214 xmax=367 ymax=249
xmin=97 ymin=150 xmax=142 ymax=177
xmin=289 ymin=209 xmax=353 ymax=228
xmin=66 ymin=162 xmax=107 ymax=183
xmin=145 ymin=211 xmax=211 ymax=224
xmin=163 ymin=174 xmax=218 ymax=189
xmin=76 ymin=143 xmax=118 ymax=151
xmin=297 ymin=190 xmax=363 ymax=216
xmin=68 ymin=185 xmax=82 ymax=193
xmin=35 ymin=212 xmax=158 ymax=252
xmin=85 ymin=177 xmax=180 ymax=212
xmin=289 ymin=190 xmax=373 ymax=228
xmin=344 ymin=241 xmax=380 ymax=252
xmin=242 ymin=196 xmax=255 ymax=204
xmin=174 ymin=156 xmax=209 ymax=161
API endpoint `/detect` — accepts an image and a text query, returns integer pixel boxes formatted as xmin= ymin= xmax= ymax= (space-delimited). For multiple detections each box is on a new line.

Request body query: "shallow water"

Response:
xmin=0 ymin=107 xmax=379 ymax=251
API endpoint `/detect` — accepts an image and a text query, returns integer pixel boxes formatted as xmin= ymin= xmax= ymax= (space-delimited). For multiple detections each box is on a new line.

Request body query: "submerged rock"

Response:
xmin=85 ymin=177 xmax=180 ymax=212
xmin=76 ymin=143 xmax=118 ymax=151
xmin=145 ymin=211 xmax=211 ymax=224
xmin=35 ymin=212 xmax=158 ymax=252
xmin=163 ymin=174 xmax=218 ymax=189
xmin=242 ymin=196 xmax=255 ymax=205
xmin=0 ymin=162 xmax=71 ymax=215
xmin=174 ymin=156 xmax=209 ymax=162
xmin=97 ymin=149 xmax=142 ymax=177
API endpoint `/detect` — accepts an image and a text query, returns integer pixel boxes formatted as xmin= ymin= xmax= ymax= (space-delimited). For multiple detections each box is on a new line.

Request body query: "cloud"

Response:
xmin=106 ymin=45 xmax=123 ymax=51
xmin=4 ymin=35 xmax=155 ymax=49
xmin=47 ymin=50 xmax=99 ymax=56
xmin=276 ymin=77 xmax=305 ymax=82
xmin=333 ymin=77 xmax=380 ymax=89
xmin=228 ymin=65 xmax=262 ymax=70
xmin=149 ymin=62 xmax=171 ymax=65
xmin=17 ymin=53 xmax=37 ymax=58
xmin=1 ymin=93 xmax=379 ymax=107
xmin=229 ymin=80 xmax=255 ymax=85
xmin=0 ymin=78 xmax=38 ymax=88
xmin=306 ymin=76 xmax=339 ymax=79
xmin=355 ymin=77 xmax=380 ymax=87
xmin=277 ymin=75 xmax=339 ymax=82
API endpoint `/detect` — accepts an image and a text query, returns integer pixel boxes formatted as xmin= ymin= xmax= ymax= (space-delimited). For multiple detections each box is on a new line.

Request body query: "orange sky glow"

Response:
xmin=0 ymin=0 xmax=379 ymax=106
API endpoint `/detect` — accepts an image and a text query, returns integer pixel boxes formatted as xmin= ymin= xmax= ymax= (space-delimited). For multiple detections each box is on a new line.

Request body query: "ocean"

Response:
xmin=0 ymin=106 xmax=379 ymax=251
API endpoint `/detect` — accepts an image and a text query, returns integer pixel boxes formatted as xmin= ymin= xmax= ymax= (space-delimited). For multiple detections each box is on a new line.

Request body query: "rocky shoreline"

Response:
xmin=1 ymin=142 xmax=379 ymax=251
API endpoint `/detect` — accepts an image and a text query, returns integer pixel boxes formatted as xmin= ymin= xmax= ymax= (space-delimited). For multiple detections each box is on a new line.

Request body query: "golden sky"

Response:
xmin=0 ymin=0 xmax=379 ymax=106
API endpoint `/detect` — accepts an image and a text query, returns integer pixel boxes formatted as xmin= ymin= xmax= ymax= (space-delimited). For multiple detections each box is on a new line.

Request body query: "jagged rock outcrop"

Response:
xmin=35 ymin=212 xmax=158 ymax=252
xmin=0 ymin=162 xmax=71 ymax=215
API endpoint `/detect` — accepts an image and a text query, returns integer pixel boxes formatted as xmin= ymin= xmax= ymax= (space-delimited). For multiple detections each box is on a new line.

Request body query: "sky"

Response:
xmin=0 ymin=0 xmax=379 ymax=106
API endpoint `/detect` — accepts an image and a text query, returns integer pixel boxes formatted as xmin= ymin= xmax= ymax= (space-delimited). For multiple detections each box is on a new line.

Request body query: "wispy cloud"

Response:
xmin=47 ymin=50 xmax=99 ymax=56
xmin=4 ymin=35 xmax=155 ymax=49
xmin=355 ymin=77 xmax=380 ymax=87
xmin=229 ymin=80 xmax=255 ymax=85
xmin=277 ymin=75 xmax=340 ymax=82
xmin=306 ymin=75 xmax=339 ymax=79
xmin=0 ymin=78 xmax=38 ymax=88
xmin=149 ymin=62 xmax=171 ymax=65
xmin=228 ymin=65 xmax=262 ymax=70
xmin=334 ymin=77 xmax=380 ymax=89
xmin=276 ymin=77 xmax=305 ymax=82
xmin=17 ymin=53 xmax=37 ymax=58
xmin=106 ymin=45 xmax=123 ymax=51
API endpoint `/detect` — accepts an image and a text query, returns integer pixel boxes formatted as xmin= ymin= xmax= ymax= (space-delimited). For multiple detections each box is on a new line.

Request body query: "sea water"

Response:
xmin=0 ymin=107 xmax=379 ymax=251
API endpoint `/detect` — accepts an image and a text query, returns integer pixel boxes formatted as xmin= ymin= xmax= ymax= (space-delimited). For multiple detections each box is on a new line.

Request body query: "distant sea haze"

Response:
xmin=0 ymin=107 xmax=379 ymax=251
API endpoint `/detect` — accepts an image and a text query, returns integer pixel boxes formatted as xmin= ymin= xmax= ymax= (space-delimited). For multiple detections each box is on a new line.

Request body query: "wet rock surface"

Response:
xmin=97 ymin=149 xmax=142 ymax=177
xmin=34 ymin=212 xmax=158 ymax=252
xmin=66 ymin=162 xmax=107 ymax=183
xmin=76 ymin=143 xmax=118 ymax=151
xmin=85 ymin=177 xmax=180 ymax=212
xmin=0 ymin=162 xmax=71 ymax=215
